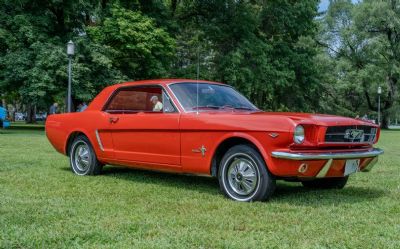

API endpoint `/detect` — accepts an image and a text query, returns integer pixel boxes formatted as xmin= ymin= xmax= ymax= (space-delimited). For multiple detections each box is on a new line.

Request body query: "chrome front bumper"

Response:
xmin=271 ymin=148 xmax=384 ymax=160
xmin=271 ymin=148 xmax=384 ymax=176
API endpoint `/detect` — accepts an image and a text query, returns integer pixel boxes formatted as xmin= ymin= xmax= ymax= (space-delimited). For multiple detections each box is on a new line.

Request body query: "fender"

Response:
xmin=64 ymin=129 xmax=93 ymax=155
xmin=210 ymin=131 xmax=273 ymax=175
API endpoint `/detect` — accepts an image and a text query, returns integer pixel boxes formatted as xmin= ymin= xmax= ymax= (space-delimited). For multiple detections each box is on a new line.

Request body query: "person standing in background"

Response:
xmin=49 ymin=103 xmax=58 ymax=115
xmin=80 ymin=102 xmax=87 ymax=112
xmin=77 ymin=102 xmax=87 ymax=112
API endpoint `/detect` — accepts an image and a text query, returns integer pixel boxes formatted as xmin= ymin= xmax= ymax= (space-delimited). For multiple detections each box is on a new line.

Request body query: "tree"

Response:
xmin=319 ymin=0 xmax=400 ymax=128
xmin=0 ymin=0 xmax=126 ymax=121
xmin=169 ymin=0 xmax=321 ymax=111
xmin=88 ymin=5 xmax=175 ymax=80
xmin=354 ymin=0 xmax=400 ymax=128
xmin=0 ymin=0 xmax=324 ymax=121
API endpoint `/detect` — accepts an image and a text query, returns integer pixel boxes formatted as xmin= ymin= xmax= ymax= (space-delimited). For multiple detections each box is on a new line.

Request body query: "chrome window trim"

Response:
xmin=166 ymin=83 xmax=188 ymax=113
xmin=166 ymin=82 xmax=259 ymax=113
xmin=102 ymin=84 xmax=180 ymax=114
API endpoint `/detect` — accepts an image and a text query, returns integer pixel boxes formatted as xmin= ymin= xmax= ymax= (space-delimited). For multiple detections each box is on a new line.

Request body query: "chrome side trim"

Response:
xmin=271 ymin=148 xmax=384 ymax=160
xmin=95 ymin=130 xmax=104 ymax=151
xmin=361 ymin=156 xmax=378 ymax=172
xmin=316 ymin=159 xmax=333 ymax=178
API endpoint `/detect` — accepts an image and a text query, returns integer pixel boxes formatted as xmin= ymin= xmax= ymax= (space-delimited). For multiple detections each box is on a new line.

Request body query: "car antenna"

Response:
xmin=196 ymin=45 xmax=200 ymax=115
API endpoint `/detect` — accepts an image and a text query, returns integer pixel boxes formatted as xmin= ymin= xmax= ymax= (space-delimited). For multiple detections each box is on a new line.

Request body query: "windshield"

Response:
xmin=169 ymin=83 xmax=258 ymax=112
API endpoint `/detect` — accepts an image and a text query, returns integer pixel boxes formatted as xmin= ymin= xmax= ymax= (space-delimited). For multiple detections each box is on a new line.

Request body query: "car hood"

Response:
xmin=251 ymin=112 xmax=378 ymax=127
xmin=180 ymin=111 xmax=378 ymax=134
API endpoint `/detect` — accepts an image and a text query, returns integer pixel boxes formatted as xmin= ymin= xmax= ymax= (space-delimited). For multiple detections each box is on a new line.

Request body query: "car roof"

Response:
xmin=86 ymin=79 xmax=227 ymax=111
xmin=115 ymin=79 xmax=226 ymax=88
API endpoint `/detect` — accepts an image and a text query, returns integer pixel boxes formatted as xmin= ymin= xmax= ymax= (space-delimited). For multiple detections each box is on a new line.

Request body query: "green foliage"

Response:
xmin=88 ymin=5 xmax=175 ymax=79
xmin=319 ymin=0 xmax=400 ymax=127
xmin=0 ymin=0 xmax=126 ymax=111
xmin=170 ymin=0 xmax=321 ymax=111
xmin=0 ymin=0 xmax=324 ymax=115
xmin=68 ymin=37 xmax=127 ymax=102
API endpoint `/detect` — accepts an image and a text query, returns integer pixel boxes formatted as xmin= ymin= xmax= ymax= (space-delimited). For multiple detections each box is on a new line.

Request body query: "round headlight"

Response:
xmin=294 ymin=125 xmax=305 ymax=144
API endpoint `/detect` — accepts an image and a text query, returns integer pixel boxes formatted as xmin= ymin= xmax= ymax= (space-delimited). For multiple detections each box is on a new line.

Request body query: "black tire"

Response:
xmin=301 ymin=176 xmax=349 ymax=189
xmin=69 ymin=135 xmax=102 ymax=175
xmin=218 ymin=144 xmax=276 ymax=202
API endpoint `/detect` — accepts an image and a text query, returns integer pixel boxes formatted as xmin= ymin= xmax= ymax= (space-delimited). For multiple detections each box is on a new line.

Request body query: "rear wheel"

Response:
xmin=218 ymin=144 xmax=276 ymax=202
xmin=301 ymin=176 xmax=349 ymax=189
xmin=69 ymin=135 xmax=102 ymax=175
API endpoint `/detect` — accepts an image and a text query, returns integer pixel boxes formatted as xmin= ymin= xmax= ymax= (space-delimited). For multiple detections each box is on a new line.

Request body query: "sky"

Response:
xmin=319 ymin=0 xmax=361 ymax=12
xmin=319 ymin=0 xmax=330 ymax=12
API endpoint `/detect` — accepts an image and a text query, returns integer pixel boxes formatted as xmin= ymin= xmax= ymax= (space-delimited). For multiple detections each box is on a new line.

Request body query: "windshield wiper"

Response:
xmin=192 ymin=105 xmax=221 ymax=110
xmin=233 ymin=106 xmax=255 ymax=111
xmin=192 ymin=105 xmax=256 ymax=111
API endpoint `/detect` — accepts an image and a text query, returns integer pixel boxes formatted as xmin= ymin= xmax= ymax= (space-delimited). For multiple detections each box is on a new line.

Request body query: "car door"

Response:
xmin=103 ymin=85 xmax=181 ymax=167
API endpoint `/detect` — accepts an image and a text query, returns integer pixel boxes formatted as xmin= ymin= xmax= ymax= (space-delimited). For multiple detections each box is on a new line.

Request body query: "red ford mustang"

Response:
xmin=46 ymin=79 xmax=383 ymax=202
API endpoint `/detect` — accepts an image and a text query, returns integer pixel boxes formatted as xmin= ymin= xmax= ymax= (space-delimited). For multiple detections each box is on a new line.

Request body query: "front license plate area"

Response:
xmin=344 ymin=159 xmax=360 ymax=176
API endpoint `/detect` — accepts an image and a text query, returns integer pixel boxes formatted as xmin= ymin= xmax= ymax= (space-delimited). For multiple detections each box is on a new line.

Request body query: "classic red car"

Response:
xmin=46 ymin=79 xmax=383 ymax=202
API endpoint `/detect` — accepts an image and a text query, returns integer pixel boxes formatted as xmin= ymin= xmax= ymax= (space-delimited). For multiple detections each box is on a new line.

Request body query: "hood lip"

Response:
xmin=256 ymin=112 xmax=379 ymax=128
xmin=182 ymin=110 xmax=379 ymax=127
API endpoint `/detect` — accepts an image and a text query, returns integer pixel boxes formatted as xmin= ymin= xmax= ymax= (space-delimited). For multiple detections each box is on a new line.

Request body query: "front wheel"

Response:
xmin=218 ymin=145 xmax=276 ymax=202
xmin=69 ymin=135 xmax=102 ymax=175
xmin=301 ymin=176 xmax=349 ymax=189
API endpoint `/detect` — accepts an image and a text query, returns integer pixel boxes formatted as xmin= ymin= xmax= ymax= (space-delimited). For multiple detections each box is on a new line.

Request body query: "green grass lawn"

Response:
xmin=0 ymin=129 xmax=399 ymax=248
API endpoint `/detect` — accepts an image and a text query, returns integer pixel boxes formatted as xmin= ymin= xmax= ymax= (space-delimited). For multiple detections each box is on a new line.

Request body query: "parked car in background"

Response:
xmin=14 ymin=112 xmax=26 ymax=121
xmin=45 ymin=79 xmax=383 ymax=202
xmin=35 ymin=112 xmax=47 ymax=121
xmin=0 ymin=106 xmax=10 ymax=128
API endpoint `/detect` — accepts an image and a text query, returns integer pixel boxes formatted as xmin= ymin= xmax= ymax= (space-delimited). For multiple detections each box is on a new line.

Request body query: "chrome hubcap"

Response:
xmin=74 ymin=144 xmax=90 ymax=172
xmin=227 ymin=157 xmax=258 ymax=195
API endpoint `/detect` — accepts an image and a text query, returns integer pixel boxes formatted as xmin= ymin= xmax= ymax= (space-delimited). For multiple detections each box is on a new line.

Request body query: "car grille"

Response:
xmin=325 ymin=125 xmax=377 ymax=143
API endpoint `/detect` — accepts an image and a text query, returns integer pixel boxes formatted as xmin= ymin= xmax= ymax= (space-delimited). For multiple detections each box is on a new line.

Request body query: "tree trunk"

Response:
xmin=381 ymin=111 xmax=389 ymax=129
xmin=171 ymin=0 xmax=179 ymax=16
xmin=26 ymin=104 xmax=36 ymax=124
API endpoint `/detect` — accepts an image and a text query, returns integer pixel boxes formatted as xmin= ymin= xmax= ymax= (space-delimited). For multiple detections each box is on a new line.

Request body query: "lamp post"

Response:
xmin=377 ymin=86 xmax=382 ymax=126
xmin=67 ymin=40 xmax=75 ymax=112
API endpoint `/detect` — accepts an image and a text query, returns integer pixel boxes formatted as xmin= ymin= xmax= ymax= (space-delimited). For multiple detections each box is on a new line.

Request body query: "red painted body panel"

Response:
xmin=45 ymin=79 xmax=381 ymax=179
xmin=107 ymin=112 xmax=181 ymax=166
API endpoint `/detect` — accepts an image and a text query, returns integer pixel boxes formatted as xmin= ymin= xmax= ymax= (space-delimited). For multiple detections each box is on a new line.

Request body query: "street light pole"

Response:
xmin=377 ymin=86 xmax=382 ymax=126
xmin=67 ymin=40 xmax=75 ymax=112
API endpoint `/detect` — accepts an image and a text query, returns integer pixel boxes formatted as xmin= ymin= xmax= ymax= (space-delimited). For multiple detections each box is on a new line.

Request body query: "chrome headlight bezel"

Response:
xmin=294 ymin=125 xmax=305 ymax=144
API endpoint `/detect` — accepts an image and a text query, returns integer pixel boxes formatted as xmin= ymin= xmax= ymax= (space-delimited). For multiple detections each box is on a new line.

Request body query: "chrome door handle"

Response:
xmin=109 ymin=117 xmax=119 ymax=123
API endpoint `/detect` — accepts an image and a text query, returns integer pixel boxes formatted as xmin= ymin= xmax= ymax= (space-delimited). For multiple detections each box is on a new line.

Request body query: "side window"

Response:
xmin=104 ymin=86 xmax=176 ymax=114
xmin=162 ymin=91 xmax=176 ymax=113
